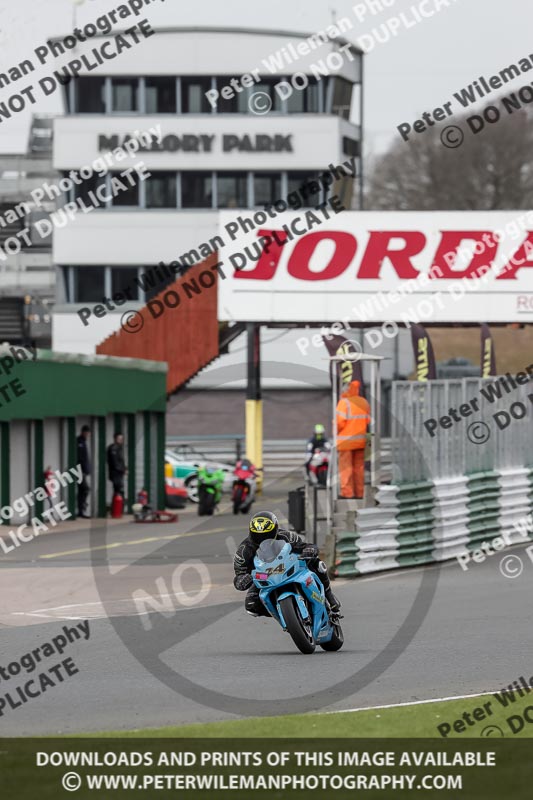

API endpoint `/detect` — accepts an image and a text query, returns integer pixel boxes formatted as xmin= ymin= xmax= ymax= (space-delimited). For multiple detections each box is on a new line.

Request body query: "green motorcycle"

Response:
xmin=197 ymin=466 xmax=225 ymax=516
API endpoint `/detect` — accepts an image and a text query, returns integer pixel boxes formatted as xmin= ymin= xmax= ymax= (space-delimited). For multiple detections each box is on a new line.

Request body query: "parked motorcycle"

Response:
xmin=197 ymin=466 xmax=225 ymax=516
xmin=251 ymin=538 xmax=343 ymax=654
xmin=308 ymin=448 xmax=329 ymax=486
xmin=232 ymin=458 xmax=256 ymax=514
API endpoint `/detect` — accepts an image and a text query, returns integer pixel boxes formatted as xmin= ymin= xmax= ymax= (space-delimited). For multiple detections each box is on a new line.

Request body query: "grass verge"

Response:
xmin=92 ymin=691 xmax=533 ymax=738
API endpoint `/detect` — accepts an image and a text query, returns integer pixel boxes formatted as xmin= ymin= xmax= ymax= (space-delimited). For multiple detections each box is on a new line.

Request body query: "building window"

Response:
xmin=0 ymin=203 xmax=24 ymax=244
xmin=181 ymin=172 xmax=213 ymax=208
xmin=329 ymin=77 xmax=353 ymax=119
xmin=181 ymin=77 xmax=212 ymax=113
xmin=75 ymin=77 xmax=105 ymax=113
xmin=288 ymin=172 xmax=322 ymax=206
xmin=60 ymin=267 xmax=71 ymax=302
xmin=74 ymin=173 xmax=108 ymax=208
xmin=146 ymin=77 xmax=176 ymax=113
xmin=111 ymin=267 xmax=139 ymax=299
xmin=286 ymin=77 xmax=320 ymax=113
xmin=217 ymin=172 xmax=248 ymax=208
xmin=145 ymin=172 xmax=177 ymax=209
xmin=253 ymin=173 xmax=282 ymax=206
xmin=110 ymin=172 xmax=139 ymax=206
xmin=75 ymin=267 xmax=106 ymax=302
xmin=215 ymin=77 xmax=249 ymax=113
xmin=251 ymin=78 xmax=284 ymax=113
xmin=27 ymin=211 xmax=52 ymax=248
xmin=111 ymin=78 xmax=139 ymax=112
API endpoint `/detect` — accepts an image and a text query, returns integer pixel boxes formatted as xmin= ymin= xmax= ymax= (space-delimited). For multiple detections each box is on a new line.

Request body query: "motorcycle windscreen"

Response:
xmin=256 ymin=538 xmax=285 ymax=563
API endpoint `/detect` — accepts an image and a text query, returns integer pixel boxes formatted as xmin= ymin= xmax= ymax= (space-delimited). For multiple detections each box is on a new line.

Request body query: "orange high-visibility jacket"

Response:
xmin=336 ymin=380 xmax=371 ymax=451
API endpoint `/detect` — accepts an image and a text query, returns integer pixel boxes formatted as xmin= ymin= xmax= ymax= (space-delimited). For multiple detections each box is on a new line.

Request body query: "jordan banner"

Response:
xmin=411 ymin=324 xmax=437 ymax=381
xmin=322 ymin=333 xmax=365 ymax=396
xmin=480 ymin=323 xmax=497 ymax=377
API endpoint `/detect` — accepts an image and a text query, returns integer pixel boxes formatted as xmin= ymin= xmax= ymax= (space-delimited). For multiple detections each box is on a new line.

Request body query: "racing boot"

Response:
xmin=324 ymin=585 xmax=341 ymax=613
xmin=316 ymin=560 xmax=341 ymax=613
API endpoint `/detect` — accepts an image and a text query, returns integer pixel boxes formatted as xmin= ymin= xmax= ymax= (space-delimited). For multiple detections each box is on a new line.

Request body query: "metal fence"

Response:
xmin=391 ymin=377 xmax=533 ymax=483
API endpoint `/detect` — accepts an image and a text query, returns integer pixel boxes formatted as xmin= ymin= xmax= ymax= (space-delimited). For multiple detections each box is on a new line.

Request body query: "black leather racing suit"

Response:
xmin=233 ymin=529 xmax=336 ymax=617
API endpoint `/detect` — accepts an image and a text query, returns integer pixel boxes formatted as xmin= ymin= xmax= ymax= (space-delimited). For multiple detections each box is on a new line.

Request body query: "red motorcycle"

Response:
xmin=308 ymin=449 xmax=329 ymax=487
xmin=232 ymin=458 xmax=257 ymax=514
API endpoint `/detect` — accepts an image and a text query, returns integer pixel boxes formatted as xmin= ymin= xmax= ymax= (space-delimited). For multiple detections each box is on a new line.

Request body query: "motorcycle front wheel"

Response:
xmin=320 ymin=621 xmax=344 ymax=651
xmin=279 ymin=596 xmax=315 ymax=654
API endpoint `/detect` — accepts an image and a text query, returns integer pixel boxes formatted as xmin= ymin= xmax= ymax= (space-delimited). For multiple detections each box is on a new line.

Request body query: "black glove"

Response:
xmin=302 ymin=544 xmax=319 ymax=559
xmin=234 ymin=573 xmax=253 ymax=591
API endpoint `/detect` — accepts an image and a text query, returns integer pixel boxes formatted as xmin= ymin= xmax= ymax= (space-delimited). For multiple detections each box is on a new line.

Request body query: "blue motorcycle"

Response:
xmin=252 ymin=538 xmax=344 ymax=654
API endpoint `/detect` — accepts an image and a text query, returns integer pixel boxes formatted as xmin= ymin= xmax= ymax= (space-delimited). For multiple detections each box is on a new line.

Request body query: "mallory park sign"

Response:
xmin=98 ymin=133 xmax=294 ymax=154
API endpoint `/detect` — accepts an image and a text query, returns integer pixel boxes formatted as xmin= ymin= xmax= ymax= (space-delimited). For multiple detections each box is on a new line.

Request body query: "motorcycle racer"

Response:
xmin=305 ymin=423 xmax=331 ymax=477
xmin=233 ymin=511 xmax=340 ymax=617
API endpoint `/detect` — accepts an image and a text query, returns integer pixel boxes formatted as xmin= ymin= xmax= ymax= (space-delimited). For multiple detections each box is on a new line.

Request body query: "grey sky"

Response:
xmin=0 ymin=0 xmax=531 ymax=154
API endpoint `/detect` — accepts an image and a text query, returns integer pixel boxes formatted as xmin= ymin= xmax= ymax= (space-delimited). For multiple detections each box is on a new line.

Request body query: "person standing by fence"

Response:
xmin=107 ymin=433 xmax=127 ymax=498
xmin=76 ymin=424 xmax=91 ymax=518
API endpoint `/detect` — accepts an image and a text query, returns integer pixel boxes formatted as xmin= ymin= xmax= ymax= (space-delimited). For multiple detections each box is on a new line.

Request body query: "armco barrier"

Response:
xmin=334 ymin=467 xmax=533 ymax=578
xmin=331 ymin=375 xmax=533 ymax=578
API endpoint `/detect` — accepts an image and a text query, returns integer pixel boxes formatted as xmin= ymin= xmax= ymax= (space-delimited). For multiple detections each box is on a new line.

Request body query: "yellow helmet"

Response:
xmin=249 ymin=511 xmax=279 ymax=542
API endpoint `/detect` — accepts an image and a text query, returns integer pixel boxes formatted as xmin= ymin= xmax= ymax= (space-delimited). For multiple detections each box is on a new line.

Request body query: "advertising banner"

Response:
xmin=481 ymin=323 xmax=497 ymax=377
xmin=217 ymin=211 xmax=533 ymax=323
xmin=411 ymin=324 xmax=437 ymax=381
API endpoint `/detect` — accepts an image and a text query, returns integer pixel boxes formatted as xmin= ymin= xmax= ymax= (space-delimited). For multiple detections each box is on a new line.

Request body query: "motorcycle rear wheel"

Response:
xmin=279 ymin=596 xmax=315 ymax=654
xmin=232 ymin=486 xmax=243 ymax=515
xmin=198 ymin=489 xmax=214 ymax=516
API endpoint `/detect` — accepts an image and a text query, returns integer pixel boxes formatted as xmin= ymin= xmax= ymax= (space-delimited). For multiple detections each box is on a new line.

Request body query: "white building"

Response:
xmin=51 ymin=26 xmax=363 ymax=354
xmin=0 ymin=116 xmax=58 ymax=345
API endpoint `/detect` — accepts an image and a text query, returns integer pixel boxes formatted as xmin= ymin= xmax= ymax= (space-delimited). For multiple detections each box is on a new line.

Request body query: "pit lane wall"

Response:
xmin=331 ymin=377 xmax=533 ymax=577
xmin=0 ymin=349 xmax=167 ymax=522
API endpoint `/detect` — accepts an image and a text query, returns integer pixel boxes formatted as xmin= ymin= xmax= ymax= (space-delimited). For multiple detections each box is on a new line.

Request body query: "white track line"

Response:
xmin=328 ymin=691 xmax=495 ymax=715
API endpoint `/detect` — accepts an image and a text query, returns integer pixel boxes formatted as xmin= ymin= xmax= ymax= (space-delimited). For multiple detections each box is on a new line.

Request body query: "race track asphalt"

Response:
xmin=0 ymin=474 xmax=530 ymax=735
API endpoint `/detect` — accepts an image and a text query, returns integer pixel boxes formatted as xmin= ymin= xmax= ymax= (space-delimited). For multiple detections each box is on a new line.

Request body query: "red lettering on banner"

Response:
xmin=498 ymin=233 xmax=533 ymax=279
xmin=356 ymin=231 xmax=425 ymax=279
xmin=430 ymin=231 xmax=498 ymax=278
xmin=287 ymin=232 xmax=357 ymax=281
xmin=233 ymin=230 xmax=288 ymax=280
xmin=229 ymin=229 xmax=533 ymax=282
